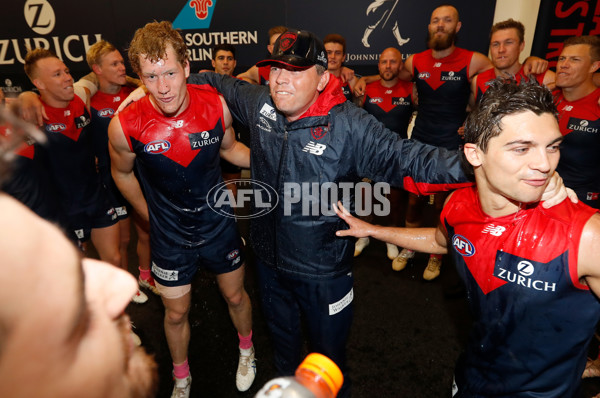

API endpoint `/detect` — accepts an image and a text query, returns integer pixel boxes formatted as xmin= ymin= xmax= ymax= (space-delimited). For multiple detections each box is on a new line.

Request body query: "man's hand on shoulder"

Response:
xmin=116 ymin=86 xmax=148 ymax=114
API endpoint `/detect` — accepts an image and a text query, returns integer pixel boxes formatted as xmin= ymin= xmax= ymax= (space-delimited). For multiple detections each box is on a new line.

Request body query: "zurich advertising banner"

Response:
xmin=1 ymin=0 xmax=496 ymax=97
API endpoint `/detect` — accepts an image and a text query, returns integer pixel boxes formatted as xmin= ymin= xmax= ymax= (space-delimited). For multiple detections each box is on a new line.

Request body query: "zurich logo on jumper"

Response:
xmin=173 ymin=0 xmax=217 ymax=30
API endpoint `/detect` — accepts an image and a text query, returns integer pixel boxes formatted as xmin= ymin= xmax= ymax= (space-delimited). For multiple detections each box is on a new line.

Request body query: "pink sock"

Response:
xmin=238 ymin=331 xmax=253 ymax=350
xmin=173 ymin=359 xmax=190 ymax=379
xmin=139 ymin=266 xmax=151 ymax=281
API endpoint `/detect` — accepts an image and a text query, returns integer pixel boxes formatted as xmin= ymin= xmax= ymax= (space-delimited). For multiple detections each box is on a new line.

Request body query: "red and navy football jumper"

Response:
xmin=554 ymin=88 xmax=600 ymax=208
xmin=363 ymin=79 xmax=413 ymax=138
xmin=443 ymin=187 xmax=600 ymax=398
xmin=411 ymin=47 xmax=473 ymax=149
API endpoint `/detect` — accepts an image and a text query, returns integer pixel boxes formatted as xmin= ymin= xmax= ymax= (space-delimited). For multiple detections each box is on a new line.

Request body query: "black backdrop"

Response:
xmin=1 ymin=0 xmax=498 ymax=96
xmin=531 ymin=0 xmax=600 ymax=68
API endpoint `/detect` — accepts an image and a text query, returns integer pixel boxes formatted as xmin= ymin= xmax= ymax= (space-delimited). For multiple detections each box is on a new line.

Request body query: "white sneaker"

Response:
xmin=354 ymin=237 xmax=370 ymax=257
xmin=236 ymin=346 xmax=256 ymax=392
xmin=386 ymin=243 xmax=399 ymax=260
xmin=171 ymin=374 xmax=192 ymax=398
xmin=131 ymin=289 xmax=148 ymax=304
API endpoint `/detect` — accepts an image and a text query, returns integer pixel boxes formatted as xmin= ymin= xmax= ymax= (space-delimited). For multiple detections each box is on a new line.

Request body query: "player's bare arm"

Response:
xmin=218 ymin=96 xmax=250 ymax=168
xmin=576 ymin=213 xmax=600 ymax=294
xmin=108 ymin=115 xmax=150 ymax=221
xmin=334 ymin=201 xmax=448 ymax=254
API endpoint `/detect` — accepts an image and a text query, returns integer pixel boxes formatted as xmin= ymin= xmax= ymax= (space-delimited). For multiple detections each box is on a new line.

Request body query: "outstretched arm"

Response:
xmin=334 ymin=201 xmax=448 ymax=254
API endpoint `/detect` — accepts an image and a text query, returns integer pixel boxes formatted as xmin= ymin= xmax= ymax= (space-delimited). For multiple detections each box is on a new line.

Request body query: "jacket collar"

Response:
xmin=295 ymin=74 xmax=346 ymax=120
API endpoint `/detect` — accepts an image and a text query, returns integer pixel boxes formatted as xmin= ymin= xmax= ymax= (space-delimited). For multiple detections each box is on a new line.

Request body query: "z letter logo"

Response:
xmin=24 ymin=0 xmax=55 ymax=35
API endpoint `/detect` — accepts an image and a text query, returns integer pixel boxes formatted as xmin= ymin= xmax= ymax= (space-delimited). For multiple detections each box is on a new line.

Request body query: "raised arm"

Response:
xmin=108 ymin=115 xmax=149 ymax=221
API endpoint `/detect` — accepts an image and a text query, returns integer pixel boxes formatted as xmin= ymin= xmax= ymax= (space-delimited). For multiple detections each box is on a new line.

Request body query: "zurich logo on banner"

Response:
xmin=173 ymin=0 xmax=217 ymax=30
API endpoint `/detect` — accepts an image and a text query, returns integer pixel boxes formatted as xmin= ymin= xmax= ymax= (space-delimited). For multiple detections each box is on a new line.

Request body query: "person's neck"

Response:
xmin=99 ymin=80 xmax=122 ymax=95
xmin=495 ymin=62 xmax=522 ymax=78
xmin=475 ymin=174 xmax=526 ymax=218
xmin=380 ymin=77 xmax=399 ymax=88
xmin=561 ymin=79 xmax=597 ymax=102
xmin=478 ymin=191 xmax=523 ymax=218
xmin=432 ymin=44 xmax=456 ymax=60
xmin=40 ymin=92 xmax=70 ymax=109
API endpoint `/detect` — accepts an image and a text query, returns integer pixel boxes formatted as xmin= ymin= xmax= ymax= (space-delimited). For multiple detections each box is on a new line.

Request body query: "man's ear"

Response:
xmin=591 ymin=60 xmax=600 ymax=74
xmin=184 ymin=60 xmax=190 ymax=79
xmin=455 ymin=21 xmax=462 ymax=33
xmin=463 ymin=143 xmax=482 ymax=167
xmin=91 ymin=64 xmax=102 ymax=76
xmin=317 ymin=70 xmax=330 ymax=92
xmin=32 ymin=78 xmax=44 ymax=91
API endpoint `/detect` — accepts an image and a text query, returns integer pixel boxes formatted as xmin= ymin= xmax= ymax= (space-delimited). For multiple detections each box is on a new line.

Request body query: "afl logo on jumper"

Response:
xmin=452 ymin=234 xmax=475 ymax=257
xmin=98 ymin=108 xmax=114 ymax=118
xmin=278 ymin=32 xmax=297 ymax=51
xmin=46 ymin=123 xmax=67 ymax=133
xmin=144 ymin=140 xmax=171 ymax=154
xmin=418 ymin=72 xmax=430 ymax=80
xmin=226 ymin=249 xmax=239 ymax=261
xmin=46 ymin=123 xmax=66 ymax=133
xmin=369 ymin=97 xmax=383 ymax=104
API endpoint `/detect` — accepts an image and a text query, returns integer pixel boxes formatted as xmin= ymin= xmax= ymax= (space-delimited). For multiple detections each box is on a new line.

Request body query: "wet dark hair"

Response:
xmin=464 ymin=78 xmax=556 ymax=152
xmin=461 ymin=78 xmax=557 ymax=175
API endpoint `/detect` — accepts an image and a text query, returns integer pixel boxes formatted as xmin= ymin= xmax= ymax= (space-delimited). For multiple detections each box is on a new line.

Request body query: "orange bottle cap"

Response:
xmin=298 ymin=353 xmax=344 ymax=396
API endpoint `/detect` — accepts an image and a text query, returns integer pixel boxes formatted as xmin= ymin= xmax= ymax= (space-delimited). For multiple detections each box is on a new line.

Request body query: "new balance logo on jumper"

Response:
xmin=302 ymin=141 xmax=327 ymax=155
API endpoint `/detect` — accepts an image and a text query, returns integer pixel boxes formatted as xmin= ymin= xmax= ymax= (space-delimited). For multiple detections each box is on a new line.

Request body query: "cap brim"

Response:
xmin=256 ymin=54 xmax=315 ymax=71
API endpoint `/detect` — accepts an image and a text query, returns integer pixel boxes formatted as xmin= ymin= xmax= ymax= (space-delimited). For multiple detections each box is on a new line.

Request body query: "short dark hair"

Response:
xmin=323 ymin=34 xmax=346 ymax=55
xmin=464 ymin=78 xmax=557 ymax=154
xmin=24 ymin=48 xmax=58 ymax=80
xmin=490 ymin=19 xmax=525 ymax=44
xmin=213 ymin=43 xmax=236 ymax=60
xmin=563 ymin=35 xmax=600 ymax=62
